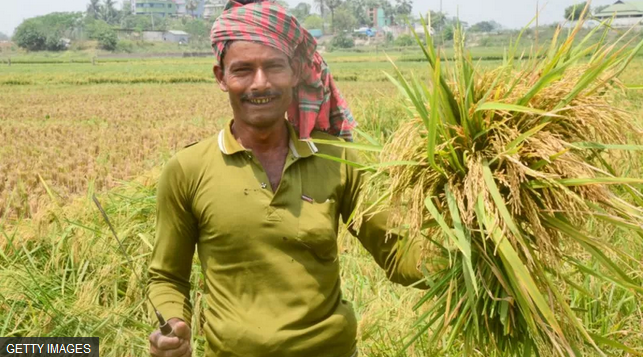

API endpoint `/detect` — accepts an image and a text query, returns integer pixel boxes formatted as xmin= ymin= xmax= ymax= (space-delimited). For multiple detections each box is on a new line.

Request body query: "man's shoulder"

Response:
xmin=172 ymin=135 xmax=219 ymax=172
xmin=309 ymin=130 xmax=346 ymax=156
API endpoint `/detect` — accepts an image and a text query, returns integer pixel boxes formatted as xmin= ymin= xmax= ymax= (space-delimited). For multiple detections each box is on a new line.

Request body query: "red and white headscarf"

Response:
xmin=210 ymin=0 xmax=356 ymax=141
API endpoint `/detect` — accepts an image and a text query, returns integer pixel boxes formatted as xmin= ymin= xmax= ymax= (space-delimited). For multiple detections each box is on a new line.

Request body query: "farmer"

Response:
xmin=147 ymin=1 xmax=430 ymax=356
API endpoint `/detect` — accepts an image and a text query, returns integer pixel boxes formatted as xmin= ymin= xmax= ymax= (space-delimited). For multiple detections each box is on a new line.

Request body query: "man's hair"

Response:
xmin=219 ymin=41 xmax=233 ymax=73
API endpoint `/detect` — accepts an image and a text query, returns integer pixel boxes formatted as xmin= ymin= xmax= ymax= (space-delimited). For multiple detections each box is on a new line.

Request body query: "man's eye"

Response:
xmin=233 ymin=68 xmax=250 ymax=73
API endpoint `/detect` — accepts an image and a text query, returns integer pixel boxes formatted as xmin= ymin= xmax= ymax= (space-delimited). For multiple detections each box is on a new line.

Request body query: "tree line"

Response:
xmin=10 ymin=0 xmax=546 ymax=52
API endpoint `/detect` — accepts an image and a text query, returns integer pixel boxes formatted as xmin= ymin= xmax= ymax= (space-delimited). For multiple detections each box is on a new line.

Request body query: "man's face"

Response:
xmin=214 ymin=41 xmax=299 ymax=129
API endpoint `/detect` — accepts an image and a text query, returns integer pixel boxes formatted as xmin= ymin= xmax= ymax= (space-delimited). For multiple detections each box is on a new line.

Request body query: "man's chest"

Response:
xmin=189 ymin=154 xmax=345 ymax=261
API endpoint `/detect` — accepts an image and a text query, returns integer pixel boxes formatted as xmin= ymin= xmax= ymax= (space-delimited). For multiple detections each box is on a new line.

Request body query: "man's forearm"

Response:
xmin=147 ymin=270 xmax=193 ymax=324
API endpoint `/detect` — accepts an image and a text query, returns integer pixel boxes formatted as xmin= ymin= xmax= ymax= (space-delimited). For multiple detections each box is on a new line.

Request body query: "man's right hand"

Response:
xmin=149 ymin=318 xmax=192 ymax=357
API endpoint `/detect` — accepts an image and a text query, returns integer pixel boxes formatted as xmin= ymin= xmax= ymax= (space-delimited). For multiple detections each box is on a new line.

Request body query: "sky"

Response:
xmin=0 ymin=0 xmax=618 ymax=37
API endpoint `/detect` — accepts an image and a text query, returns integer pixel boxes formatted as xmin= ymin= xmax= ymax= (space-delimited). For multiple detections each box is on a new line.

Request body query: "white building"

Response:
xmin=595 ymin=1 xmax=643 ymax=27
xmin=204 ymin=0 xmax=226 ymax=19
xmin=164 ymin=30 xmax=190 ymax=43
xmin=173 ymin=0 xmax=186 ymax=15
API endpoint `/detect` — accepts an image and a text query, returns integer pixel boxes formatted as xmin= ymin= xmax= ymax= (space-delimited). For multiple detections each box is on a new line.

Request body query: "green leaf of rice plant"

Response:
xmin=528 ymin=177 xmax=643 ymax=189
xmin=570 ymin=142 xmax=643 ymax=151
xmin=589 ymin=333 xmax=643 ymax=356
xmin=314 ymin=153 xmax=373 ymax=172
xmin=475 ymin=102 xmax=562 ymax=118
xmin=308 ymin=138 xmax=382 ymax=152
xmin=424 ymin=196 xmax=469 ymax=258
xmin=444 ymin=185 xmax=478 ymax=295
xmin=474 ymin=195 xmax=571 ymax=354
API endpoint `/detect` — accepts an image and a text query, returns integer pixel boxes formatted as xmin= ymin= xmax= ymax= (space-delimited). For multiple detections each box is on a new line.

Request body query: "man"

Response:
xmin=147 ymin=1 xmax=429 ymax=356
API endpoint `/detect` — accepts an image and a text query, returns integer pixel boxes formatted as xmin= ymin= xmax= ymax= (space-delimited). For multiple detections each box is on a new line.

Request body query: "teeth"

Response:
xmin=249 ymin=98 xmax=272 ymax=104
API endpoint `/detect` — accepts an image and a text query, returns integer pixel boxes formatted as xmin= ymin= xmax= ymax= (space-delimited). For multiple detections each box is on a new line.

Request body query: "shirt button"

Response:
xmin=260 ymin=182 xmax=267 ymax=189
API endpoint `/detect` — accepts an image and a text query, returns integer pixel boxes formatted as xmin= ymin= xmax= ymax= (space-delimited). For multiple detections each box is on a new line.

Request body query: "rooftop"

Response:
xmin=167 ymin=30 xmax=189 ymax=35
xmin=595 ymin=1 xmax=643 ymax=17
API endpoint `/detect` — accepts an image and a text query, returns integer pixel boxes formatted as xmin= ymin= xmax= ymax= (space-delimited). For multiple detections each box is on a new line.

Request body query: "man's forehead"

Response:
xmin=225 ymin=41 xmax=291 ymax=64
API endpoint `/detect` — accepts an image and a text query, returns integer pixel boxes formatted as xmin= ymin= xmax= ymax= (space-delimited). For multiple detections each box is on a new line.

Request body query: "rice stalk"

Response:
xmin=347 ymin=12 xmax=643 ymax=357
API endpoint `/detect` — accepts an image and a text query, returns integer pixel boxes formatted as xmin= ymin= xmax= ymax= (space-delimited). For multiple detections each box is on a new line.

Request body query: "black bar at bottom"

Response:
xmin=0 ymin=338 xmax=99 ymax=357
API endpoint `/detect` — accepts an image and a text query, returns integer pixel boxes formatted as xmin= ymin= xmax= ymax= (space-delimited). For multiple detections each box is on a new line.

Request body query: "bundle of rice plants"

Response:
xmin=343 ymin=9 xmax=643 ymax=357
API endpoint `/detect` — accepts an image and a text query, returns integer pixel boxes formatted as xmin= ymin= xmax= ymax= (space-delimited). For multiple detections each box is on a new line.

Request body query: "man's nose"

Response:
xmin=250 ymin=68 xmax=270 ymax=91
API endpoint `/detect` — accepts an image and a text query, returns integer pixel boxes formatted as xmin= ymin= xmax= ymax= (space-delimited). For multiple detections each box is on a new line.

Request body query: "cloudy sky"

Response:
xmin=1 ymin=0 xmax=617 ymax=37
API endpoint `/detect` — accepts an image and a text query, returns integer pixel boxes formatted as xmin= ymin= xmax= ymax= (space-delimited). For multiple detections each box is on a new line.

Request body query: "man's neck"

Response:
xmin=231 ymin=119 xmax=289 ymax=154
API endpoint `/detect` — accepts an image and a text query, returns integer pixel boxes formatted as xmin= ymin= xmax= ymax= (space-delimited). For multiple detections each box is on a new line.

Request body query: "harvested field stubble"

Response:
xmin=0 ymin=84 xmax=229 ymax=218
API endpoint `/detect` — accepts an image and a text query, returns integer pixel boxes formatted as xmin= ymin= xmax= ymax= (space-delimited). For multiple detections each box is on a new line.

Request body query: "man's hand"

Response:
xmin=149 ymin=318 xmax=192 ymax=357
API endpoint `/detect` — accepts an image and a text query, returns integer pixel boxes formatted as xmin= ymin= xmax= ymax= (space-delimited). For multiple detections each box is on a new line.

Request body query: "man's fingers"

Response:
xmin=178 ymin=345 xmax=193 ymax=357
xmin=150 ymin=336 xmax=190 ymax=357
xmin=172 ymin=321 xmax=191 ymax=340
xmin=156 ymin=335 xmax=182 ymax=350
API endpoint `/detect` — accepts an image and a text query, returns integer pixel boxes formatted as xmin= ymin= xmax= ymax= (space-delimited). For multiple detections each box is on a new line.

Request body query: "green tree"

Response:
xmin=594 ymin=4 xmax=609 ymax=14
xmin=470 ymin=20 xmax=500 ymax=33
xmin=330 ymin=32 xmax=354 ymax=48
xmin=303 ymin=14 xmax=324 ymax=30
xmin=100 ymin=0 xmax=119 ymax=25
xmin=326 ymin=0 xmax=343 ymax=33
xmin=183 ymin=18 xmax=209 ymax=44
xmin=13 ymin=12 xmax=82 ymax=51
xmin=394 ymin=0 xmax=412 ymax=24
xmin=291 ymin=2 xmax=311 ymax=22
xmin=134 ymin=16 xmax=152 ymax=31
xmin=430 ymin=11 xmax=447 ymax=32
xmin=313 ymin=0 xmax=328 ymax=32
xmin=87 ymin=0 xmax=102 ymax=19
xmin=122 ymin=0 xmax=133 ymax=16
xmin=564 ymin=2 xmax=588 ymax=20
xmin=96 ymin=28 xmax=118 ymax=50
xmin=442 ymin=25 xmax=454 ymax=41
xmin=121 ymin=15 xmax=139 ymax=29
xmin=343 ymin=0 xmax=370 ymax=27
xmin=0 ymin=32 xmax=9 ymax=41
xmin=332 ymin=7 xmax=356 ymax=33
xmin=186 ymin=0 xmax=198 ymax=18
xmin=394 ymin=34 xmax=414 ymax=46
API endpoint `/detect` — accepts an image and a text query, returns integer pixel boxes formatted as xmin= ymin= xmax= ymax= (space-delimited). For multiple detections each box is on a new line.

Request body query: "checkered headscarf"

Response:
xmin=210 ymin=0 xmax=356 ymax=141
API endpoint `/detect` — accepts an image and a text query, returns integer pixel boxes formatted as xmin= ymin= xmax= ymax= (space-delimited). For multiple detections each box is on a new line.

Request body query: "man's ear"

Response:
xmin=213 ymin=64 xmax=228 ymax=92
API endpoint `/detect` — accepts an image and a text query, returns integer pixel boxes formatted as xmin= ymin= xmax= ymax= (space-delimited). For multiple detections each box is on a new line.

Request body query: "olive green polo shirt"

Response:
xmin=148 ymin=119 xmax=425 ymax=357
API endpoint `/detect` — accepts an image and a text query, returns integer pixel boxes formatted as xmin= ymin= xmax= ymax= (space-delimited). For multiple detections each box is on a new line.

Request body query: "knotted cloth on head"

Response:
xmin=210 ymin=0 xmax=356 ymax=141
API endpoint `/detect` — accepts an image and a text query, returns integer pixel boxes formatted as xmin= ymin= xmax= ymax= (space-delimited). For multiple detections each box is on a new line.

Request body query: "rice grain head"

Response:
xmin=353 ymin=13 xmax=643 ymax=357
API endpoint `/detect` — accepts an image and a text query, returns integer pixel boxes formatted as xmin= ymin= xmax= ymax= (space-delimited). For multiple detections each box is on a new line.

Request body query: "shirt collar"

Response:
xmin=218 ymin=119 xmax=318 ymax=158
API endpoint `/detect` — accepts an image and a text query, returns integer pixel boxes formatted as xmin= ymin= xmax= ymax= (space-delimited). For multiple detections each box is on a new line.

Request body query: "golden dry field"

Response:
xmin=0 ymin=59 xmax=426 ymax=220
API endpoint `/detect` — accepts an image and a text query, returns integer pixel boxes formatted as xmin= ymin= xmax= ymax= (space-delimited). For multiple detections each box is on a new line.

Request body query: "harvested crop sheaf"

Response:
xmin=351 ymin=11 xmax=643 ymax=357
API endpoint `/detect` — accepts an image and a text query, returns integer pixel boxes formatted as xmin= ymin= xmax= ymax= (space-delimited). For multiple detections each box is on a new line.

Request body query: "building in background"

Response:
xmin=142 ymin=30 xmax=165 ymax=41
xmin=172 ymin=0 xmax=187 ymax=15
xmin=163 ymin=30 xmax=190 ymax=43
xmin=366 ymin=7 xmax=391 ymax=29
xmin=594 ymin=1 xmax=643 ymax=26
xmin=204 ymin=0 xmax=226 ymax=19
xmin=134 ymin=0 xmax=178 ymax=17
xmin=173 ymin=0 xmax=207 ymax=18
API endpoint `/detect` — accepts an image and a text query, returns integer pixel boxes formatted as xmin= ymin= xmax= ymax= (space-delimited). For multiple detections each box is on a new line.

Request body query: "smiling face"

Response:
xmin=214 ymin=41 xmax=299 ymax=129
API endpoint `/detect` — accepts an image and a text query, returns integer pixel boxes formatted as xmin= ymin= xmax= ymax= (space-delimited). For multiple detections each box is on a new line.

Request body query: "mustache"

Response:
xmin=241 ymin=90 xmax=283 ymax=101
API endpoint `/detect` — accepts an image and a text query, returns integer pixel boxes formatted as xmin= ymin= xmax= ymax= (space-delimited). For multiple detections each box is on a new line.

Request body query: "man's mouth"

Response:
xmin=247 ymin=97 xmax=276 ymax=105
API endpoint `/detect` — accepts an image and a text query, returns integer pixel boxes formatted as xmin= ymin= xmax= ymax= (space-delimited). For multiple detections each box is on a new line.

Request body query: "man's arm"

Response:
xmin=339 ymin=148 xmax=429 ymax=288
xmin=148 ymin=156 xmax=199 ymax=323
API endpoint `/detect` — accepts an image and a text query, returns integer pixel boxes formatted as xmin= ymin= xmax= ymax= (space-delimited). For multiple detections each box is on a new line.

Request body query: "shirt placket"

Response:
xmin=242 ymin=147 xmax=302 ymax=222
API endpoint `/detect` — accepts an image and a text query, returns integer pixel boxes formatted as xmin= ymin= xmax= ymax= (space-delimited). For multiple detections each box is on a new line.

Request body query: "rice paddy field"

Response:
xmin=1 ymin=42 xmax=642 ymax=356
